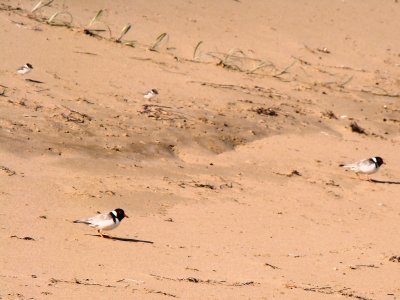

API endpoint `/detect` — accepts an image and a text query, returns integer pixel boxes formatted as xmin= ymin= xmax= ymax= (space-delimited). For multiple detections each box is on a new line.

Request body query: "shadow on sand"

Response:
xmin=87 ymin=234 xmax=154 ymax=244
xmin=370 ymin=179 xmax=400 ymax=185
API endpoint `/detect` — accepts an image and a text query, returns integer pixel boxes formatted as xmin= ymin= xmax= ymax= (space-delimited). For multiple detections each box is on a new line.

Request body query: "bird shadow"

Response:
xmin=370 ymin=179 xmax=400 ymax=185
xmin=86 ymin=234 xmax=154 ymax=244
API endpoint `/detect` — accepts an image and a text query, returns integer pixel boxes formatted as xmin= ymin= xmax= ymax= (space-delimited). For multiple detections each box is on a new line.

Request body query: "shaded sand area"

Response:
xmin=1 ymin=0 xmax=400 ymax=299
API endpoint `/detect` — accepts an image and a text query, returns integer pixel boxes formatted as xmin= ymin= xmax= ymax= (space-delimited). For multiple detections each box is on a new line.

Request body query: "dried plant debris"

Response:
xmin=0 ymin=165 xmax=16 ymax=176
xmin=139 ymin=104 xmax=188 ymax=121
xmin=194 ymin=183 xmax=215 ymax=190
xmin=350 ymin=121 xmax=367 ymax=135
xmin=253 ymin=107 xmax=278 ymax=116
xmin=317 ymin=47 xmax=331 ymax=54
xmin=274 ymin=170 xmax=302 ymax=177
xmin=0 ymin=87 xmax=6 ymax=96
xmin=49 ymin=277 xmax=116 ymax=288
xmin=10 ymin=235 xmax=35 ymax=241
xmin=322 ymin=110 xmax=338 ymax=119
xmin=61 ymin=107 xmax=92 ymax=124
xmin=142 ymin=288 xmax=177 ymax=298
xmin=349 ymin=264 xmax=378 ymax=270
xmin=150 ymin=274 xmax=257 ymax=286
xmin=286 ymin=283 xmax=372 ymax=300
xmin=389 ymin=256 xmax=400 ymax=263
xmin=265 ymin=262 xmax=280 ymax=269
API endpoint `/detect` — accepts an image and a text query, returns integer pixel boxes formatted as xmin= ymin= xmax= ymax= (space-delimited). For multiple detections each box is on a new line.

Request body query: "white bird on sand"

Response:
xmin=17 ymin=63 xmax=33 ymax=75
xmin=73 ymin=208 xmax=129 ymax=238
xmin=339 ymin=156 xmax=385 ymax=176
xmin=143 ymin=89 xmax=158 ymax=100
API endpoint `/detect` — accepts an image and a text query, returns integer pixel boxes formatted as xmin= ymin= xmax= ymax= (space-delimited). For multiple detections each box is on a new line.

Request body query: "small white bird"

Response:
xmin=143 ymin=89 xmax=158 ymax=100
xmin=17 ymin=63 xmax=33 ymax=75
xmin=339 ymin=156 xmax=385 ymax=175
xmin=73 ymin=208 xmax=129 ymax=238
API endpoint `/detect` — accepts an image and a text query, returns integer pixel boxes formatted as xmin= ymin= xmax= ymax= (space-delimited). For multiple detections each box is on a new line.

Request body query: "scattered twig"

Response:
xmin=117 ymin=278 xmax=145 ymax=284
xmin=349 ymin=264 xmax=378 ymax=270
xmin=286 ymin=283 xmax=372 ymax=300
xmin=49 ymin=277 xmax=116 ymax=288
xmin=61 ymin=106 xmax=92 ymax=123
xmin=139 ymin=104 xmax=190 ymax=121
xmin=143 ymin=288 xmax=177 ymax=298
xmin=273 ymin=60 xmax=297 ymax=78
xmin=150 ymin=274 xmax=257 ymax=287
xmin=194 ymin=183 xmax=215 ymax=190
xmin=359 ymin=89 xmax=400 ymax=98
xmin=337 ymin=76 xmax=353 ymax=88
xmin=322 ymin=64 xmax=366 ymax=72
xmin=274 ymin=170 xmax=302 ymax=177
xmin=188 ymin=81 xmax=287 ymax=99
xmin=265 ymin=263 xmax=280 ymax=269
xmin=74 ymin=51 xmax=98 ymax=56
xmin=10 ymin=235 xmax=35 ymax=241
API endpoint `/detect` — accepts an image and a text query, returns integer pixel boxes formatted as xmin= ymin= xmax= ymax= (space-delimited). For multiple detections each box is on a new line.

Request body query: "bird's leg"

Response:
xmin=98 ymin=230 xmax=110 ymax=238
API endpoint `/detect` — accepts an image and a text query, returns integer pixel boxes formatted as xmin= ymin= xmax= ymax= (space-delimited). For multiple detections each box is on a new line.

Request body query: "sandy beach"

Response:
xmin=1 ymin=0 xmax=400 ymax=299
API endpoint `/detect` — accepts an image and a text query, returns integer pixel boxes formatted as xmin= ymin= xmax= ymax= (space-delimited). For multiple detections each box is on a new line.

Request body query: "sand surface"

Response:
xmin=1 ymin=0 xmax=400 ymax=299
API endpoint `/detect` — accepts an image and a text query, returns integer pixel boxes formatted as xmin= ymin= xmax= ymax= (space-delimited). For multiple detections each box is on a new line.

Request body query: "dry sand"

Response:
xmin=1 ymin=0 xmax=400 ymax=299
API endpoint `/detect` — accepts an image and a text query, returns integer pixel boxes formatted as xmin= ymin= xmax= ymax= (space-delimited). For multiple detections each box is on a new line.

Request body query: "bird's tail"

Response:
xmin=339 ymin=163 xmax=354 ymax=168
xmin=339 ymin=163 xmax=357 ymax=171
xmin=73 ymin=219 xmax=90 ymax=224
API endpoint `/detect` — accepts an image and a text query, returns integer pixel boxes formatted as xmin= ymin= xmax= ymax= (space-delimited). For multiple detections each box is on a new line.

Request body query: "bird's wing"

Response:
xmin=341 ymin=162 xmax=359 ymax=171
xmin=86 ymin=213 xmax=115 ymax=228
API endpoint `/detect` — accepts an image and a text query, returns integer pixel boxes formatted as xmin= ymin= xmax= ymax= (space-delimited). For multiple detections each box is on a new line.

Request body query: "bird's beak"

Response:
xmin=125 ymin=215 xmax=129 ymax=218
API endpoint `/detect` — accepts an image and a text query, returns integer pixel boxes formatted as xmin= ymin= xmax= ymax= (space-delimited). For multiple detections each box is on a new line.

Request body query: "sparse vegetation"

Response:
xmin=47 ymin=11 xmax=73 ymax=26
xmin=31 ymin=0 xmax=54 ymax=13
xmin=193 ymin=41 xmax=203 ymax=60
xmin=149 ymin=33 xmax=169 ymax=52
xmin=116 ymin=23 xmax=132 ymax=43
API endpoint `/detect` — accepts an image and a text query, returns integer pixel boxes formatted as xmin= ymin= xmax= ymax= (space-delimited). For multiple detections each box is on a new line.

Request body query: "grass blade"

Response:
xmin=193 ymin=41 xmax=203 ymax=60
xmin=116 ymin=23 xmax=132 ymax=42
xmin=31 ymin=0 xmax=54 ymax=13
xmin=47 ymin=11 xmax=73 ymax=26
xmin=89 ymin=9 xmax=104 ymax=26
xmin=149 ymin=33 xmax=169 ymax=52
